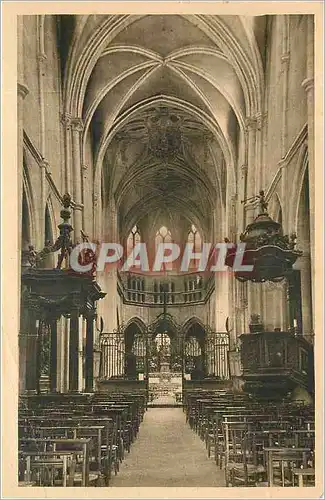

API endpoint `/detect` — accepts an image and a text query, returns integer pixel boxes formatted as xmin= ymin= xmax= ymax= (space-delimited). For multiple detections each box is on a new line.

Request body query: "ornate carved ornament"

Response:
xmin=146 ymin=107 xmax=182 ymax=160
xmin=24 ymin=193 xmax=77 ymax=272
xmin=225 ymin=191 xmax=302 ymax=282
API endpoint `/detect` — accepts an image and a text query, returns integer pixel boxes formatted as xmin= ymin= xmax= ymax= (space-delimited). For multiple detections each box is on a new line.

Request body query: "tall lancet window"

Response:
xmin=126 ymin=225 xmax=141 ymax=267
xmin=155 ymin=226 xmax=173 ymax=270
xmin=187 ymin=224 xmax=202 ymax=269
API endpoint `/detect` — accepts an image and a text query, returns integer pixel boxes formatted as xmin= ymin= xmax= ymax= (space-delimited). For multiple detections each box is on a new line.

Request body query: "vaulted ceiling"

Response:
xmin=63 ymin=14 xmax=266 ymax=239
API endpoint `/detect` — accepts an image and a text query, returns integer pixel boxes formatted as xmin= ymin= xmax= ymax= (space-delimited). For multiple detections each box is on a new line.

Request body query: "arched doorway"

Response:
xmin=124 ymin=320 xmax=147 ymax=380
xmin=147 ymin=314 xmax=183 ymax=403
xmin=184 ymin=322 xmax=206 ymax=380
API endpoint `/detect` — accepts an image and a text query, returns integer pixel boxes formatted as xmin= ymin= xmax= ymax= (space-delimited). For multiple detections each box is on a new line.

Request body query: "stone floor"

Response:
xmin=110 ymin=407 xmax=226 ymax=487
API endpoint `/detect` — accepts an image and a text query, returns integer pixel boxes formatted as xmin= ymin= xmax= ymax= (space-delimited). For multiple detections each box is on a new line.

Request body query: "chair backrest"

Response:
xmin=19 ymin=451 xmax=76 ymax=487
xmin=264 ymin=447 xmax=310 ymax=487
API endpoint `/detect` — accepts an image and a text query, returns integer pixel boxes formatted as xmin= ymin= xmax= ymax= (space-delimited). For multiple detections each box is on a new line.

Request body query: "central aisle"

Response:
xmin=110 ymin=408 xmax=226 ymax=487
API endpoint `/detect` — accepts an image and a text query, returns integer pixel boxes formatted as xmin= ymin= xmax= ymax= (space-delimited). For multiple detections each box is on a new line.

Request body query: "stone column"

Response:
xmin=297 ymin=254 xmax=313 ymax=335
xmin=245 ymin=116 xmax=264 ymax=328
xmin=71 ymin=118 xmax=84 ymax=243
xmin=49 ymin=318 xmax=58 ymax=392
xmin=245 ymin=122 xmax=261 ymax=328
xmin=19 ymin=293 xmax=29 ymax=394
xmin=18 ymin=83 xmax=29 ymax=241
xmin=17 ymin=17 xmax=28 ymax=252
xmin=97 ymin=199 xmax=118 ymax=332
xmin=17 ymin=19 xmax=29 ymax=393
xmin=79 ymin=317 xmax=85 ymax=392
xmin=69 ymin=309 xmax=80 ymax=392
xmin=24 ymin=309 xmax=40 ymax=393
xmin=85 ymin=311 xmax=95 ymax=392
xmin=37 ymin=21 xmax=47 ymax=241
xmin=281 ymin=16 xmax=290 ymax=158
xmin=18 ymin=64 xmax=28 ymax=390
xmin=239 ymin=164 xmax=248 ymax=233
xmin=302 ymin=15 xmax=315 ymax=333
xmin=61 ymin=113 xmax=72 ymax=194
xmin=254 ymin=113 xmax=263 ymax=193
xmin=245 ymin=117 xmax=257 ymax=225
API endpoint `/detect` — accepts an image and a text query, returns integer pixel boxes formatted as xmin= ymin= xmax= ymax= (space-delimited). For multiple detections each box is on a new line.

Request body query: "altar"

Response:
xmin=148 ymin=371 xmax=182 ymax=403
xmin=148 ymin=332 xmax=182 ymax=402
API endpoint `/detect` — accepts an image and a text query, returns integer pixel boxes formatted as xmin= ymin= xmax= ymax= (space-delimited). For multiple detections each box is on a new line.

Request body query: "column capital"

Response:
xmin=70 ymin=306 xmax=81 ymax=316
xmin=73 ymin=202 xmax=84 ymax=211
xmin=302 ymin=77 xmax=314 ymax=94
xmin=60 ymin=112 xmax=72 ymax=130
xmin=70 ymin=117 xmax=84 ymax=133
xmin=255 ymin=112 xmax=263 ymax=130
xmin=245 ymin=113 xmax=264 ymax=131
xmin=17 ymin=82 xmax=29 ymax=99
xmin=86 ymin=309 xmax=97 ymax=321
xmin=37 ymin=53 xmax=47 ymax=64
xmin=245 ymin=116 xmax=257 ymax=131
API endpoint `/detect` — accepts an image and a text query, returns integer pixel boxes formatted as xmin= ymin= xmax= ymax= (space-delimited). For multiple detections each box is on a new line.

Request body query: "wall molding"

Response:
xmin=265 ymin=124 xmax=308 ymax=202
xmin=23 ymin=131 xmax=63 ymax=206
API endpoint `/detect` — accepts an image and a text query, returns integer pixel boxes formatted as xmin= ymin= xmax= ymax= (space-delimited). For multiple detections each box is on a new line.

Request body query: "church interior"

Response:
xmin=17 ymin=14 xmax=316 ymax=488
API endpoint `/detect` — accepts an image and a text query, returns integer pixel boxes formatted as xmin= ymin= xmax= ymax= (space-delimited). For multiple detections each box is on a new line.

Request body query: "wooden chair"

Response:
xmin=223 ymin=424 xmax=265 ymax=487
xmin=264 ymin=447 xmax=311 ymax=487
xmin=19 ymin=451 xmax=76 ymax=487
xmin=19 ymin=437 xmax=97 ymax=486
xmin=292 ymin=468 xmax=315 ymax=487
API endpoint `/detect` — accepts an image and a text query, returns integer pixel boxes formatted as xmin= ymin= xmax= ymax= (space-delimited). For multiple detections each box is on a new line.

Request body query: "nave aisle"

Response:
xmin=110 ymin=408 xmax=225 ymax=487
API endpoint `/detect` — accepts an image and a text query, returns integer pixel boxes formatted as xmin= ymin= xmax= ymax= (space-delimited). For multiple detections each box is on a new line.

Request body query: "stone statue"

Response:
xmin=258 ymin=190 xmax=268 ymax=214
xmin=27 ymin=245 xmax=38 ymax=268
xmin=159 ymin=343 xmax=170 ymax=363
xmin=34 ymin=193 xmax=74 ymax=270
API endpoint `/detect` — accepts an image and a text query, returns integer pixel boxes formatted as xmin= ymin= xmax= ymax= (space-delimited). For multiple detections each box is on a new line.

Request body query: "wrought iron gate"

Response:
xmin=99 ymin=325 xmax=230 ymax=385
xmin=205 ymin=332 xmax=230 ymax=379
xmin=99 ymin=330 xmax=149 ymax=381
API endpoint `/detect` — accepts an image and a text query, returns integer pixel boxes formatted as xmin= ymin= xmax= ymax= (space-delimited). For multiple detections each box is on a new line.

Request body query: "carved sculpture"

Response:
xmin=226 ymin=189 xmax=302 ymax=282
xmin=26 ymin=245 xmax=38 ymax=268
xmin=28 ymin=193 xmax=74 ymax=270
xmin=258 ymin=190 xmax=268 ymax=214
xmin=146 ymin=107 xmax=182 ymax=160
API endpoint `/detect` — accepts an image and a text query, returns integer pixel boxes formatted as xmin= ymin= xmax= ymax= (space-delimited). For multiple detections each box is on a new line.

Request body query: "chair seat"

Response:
xmin=73 ymin=472 xmax=101 ymax=484
xmin=293 ymin=468 xmax=315 ymax=476
xmin=228 ymin=462 xmax=265 ymax=474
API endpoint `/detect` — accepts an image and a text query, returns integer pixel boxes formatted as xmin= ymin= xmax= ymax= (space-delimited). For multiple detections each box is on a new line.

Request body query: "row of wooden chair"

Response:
xmin=184 ymin=389 xmax=315 ymax=487
xmin=18 ymin=391 xmax=147 ymax=487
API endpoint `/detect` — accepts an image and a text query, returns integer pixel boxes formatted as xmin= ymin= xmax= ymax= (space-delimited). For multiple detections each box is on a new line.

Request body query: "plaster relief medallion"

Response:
xmin=146 ymin=107 xmax=182 ymax=160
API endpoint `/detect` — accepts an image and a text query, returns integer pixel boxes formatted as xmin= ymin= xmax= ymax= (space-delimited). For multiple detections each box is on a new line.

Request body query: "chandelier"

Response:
xmin=225 ymin=191 xmax=302 ymax=282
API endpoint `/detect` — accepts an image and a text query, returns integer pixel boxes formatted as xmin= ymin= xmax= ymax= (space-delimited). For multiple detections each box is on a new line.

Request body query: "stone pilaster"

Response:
xmin=301 ymin=15 xmax=315 ymax=334
xmin=71 ymin=118 xmax=84 ymax=243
